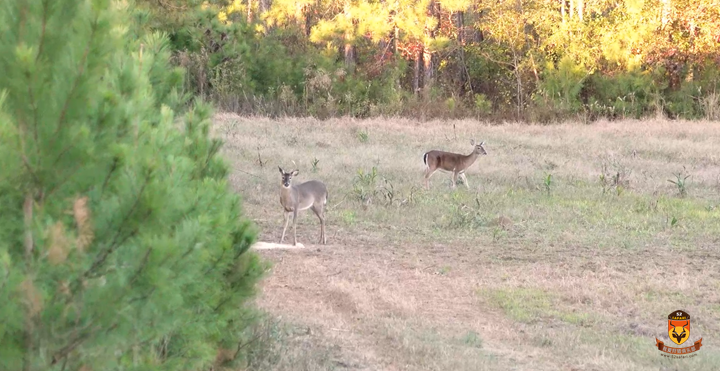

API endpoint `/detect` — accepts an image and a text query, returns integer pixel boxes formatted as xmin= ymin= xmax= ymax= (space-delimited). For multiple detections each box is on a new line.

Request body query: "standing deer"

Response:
xmin=278 ymin=167 xmax=328 ymax=245
xmin=423 ymin=139 xmax=488 ymax=190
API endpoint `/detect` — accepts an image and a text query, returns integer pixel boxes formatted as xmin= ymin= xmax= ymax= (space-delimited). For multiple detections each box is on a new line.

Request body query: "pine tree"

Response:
xmin=0 ymin=0 xmax=264 ymax=370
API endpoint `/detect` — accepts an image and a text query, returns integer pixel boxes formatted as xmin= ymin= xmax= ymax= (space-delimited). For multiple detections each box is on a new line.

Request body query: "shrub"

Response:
xmin=535 ymin=55 xmax=588 ymax=115
xmin=586 ymin=68 xmax=658 ymax=119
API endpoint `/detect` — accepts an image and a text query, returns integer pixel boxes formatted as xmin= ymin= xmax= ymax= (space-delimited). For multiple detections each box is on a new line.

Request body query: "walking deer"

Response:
xmin=423 ymin=139 xmax=488 ymax=190
xmin=278 ymin=167 xmax=328 ymax=245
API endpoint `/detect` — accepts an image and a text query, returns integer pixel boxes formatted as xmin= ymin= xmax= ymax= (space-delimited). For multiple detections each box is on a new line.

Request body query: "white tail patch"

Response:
xmin=423 ymin=153 xmax=429 ymax=169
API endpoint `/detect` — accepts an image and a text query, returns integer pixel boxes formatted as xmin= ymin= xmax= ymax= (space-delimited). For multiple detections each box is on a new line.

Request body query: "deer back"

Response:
xmin=427 ymin=150 xmax=479 ymax=172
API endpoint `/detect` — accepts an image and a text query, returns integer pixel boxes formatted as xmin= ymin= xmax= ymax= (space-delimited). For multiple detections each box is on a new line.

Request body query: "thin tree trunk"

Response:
xmin=513 ymin=50 xmax=523 ymax=118
xmin=455 ymin=11 xmax=468 ymax=95
xmin=661 ymin=0 xmax=671 ymax=29
xmin=247 ymin=0 xmax=253 ymax=23
xmin=423 ymin=45 xmax=433 ymax=92
xmin=413 ymin=50 xmax=421 ymax=94
xmin=393 ymin=24 xmax=398 ymax=54
xmin=561 ymin=0 xmax=566 ymax=23
xmin=423 ymin=0 xmax=440 ymax=94
xmin=469 ymin=2 xmax=483 ymax=42
xmin=344 ymin=44 xmax=355 ymax=71
xmin=304 ymin=4 xmax=312 ymax=37
xmin=343 ymin=1 xmax=355 ymax=71
xmin=577 ymin=0 xmax=583 ymax=21
xmin=259 ymin=0 xmax=270 ymax=13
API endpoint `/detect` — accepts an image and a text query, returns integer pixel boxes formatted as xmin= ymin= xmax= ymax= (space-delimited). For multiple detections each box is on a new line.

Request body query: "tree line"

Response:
xmin=138 ymin=0 xmax=720 ymax=121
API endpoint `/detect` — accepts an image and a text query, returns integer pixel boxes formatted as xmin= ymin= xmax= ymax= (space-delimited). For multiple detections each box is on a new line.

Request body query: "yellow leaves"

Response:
xmin=20 ymin=277 xmax=43 ymax=317
xmin=626 ymin=0 xmax=645 ymax=15
xmin=74 ymin=196 xmax=94 ymax=253
xmin=217 ymin=0 xmax=244 ymax=23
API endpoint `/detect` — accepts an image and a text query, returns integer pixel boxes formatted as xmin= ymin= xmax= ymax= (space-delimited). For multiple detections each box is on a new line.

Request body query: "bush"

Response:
xmin=585 ymin=68 xmax=659 ymax=119
xmin=0 ymin=0 xmax=264 ymax=370
xmin=535 ymin=56 xmax=588 ymax=115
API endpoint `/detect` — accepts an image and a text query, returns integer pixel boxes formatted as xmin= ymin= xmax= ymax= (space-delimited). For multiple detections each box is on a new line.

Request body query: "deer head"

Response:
xmin=278 ymin=167 xmax=299 ymax=188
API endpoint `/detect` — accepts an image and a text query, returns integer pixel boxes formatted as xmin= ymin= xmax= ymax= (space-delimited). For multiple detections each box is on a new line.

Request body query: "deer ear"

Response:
xmin=470 ymin=139 xmax=475 ymax=145
xmin=291 ymin=170 xmax=299 ymax=176
xmin=278 ymin=166 xmax=284 ymax=174
xmin=480 ymin=141 xmax=485 ymax=146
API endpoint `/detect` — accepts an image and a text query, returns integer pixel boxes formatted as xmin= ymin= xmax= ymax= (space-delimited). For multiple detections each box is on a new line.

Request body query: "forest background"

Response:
xmin=143 ymin=0 xmax=720 ymax=121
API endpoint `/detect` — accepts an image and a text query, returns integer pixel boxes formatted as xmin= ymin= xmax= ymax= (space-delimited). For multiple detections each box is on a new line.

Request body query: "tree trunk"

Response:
xmin=393 ymin=24 xmax=399 ymax=54
xmin=423 ymin=46 xmax=433 ymax=94
xmin=513 ymin=50 xmax=523 ymax=118
xmin=413 ymin=50 xmax=421 ymax=94
xmin=561 ymin=0 xmax=566 ymax=23
xmin=454 ymin=11 xmax=468 ymax=95
xmin=247 ymin=0 xmax=253 ymax=23
xmin=259 ymin=0 xmax=271 ymax=13
xmin=577 ymin=0 xmax=583 ymax=21
xmin=344 ymin=43 xmax=355 ymax=71
xmin=343 ymin=1 xmax=355 ymax=71
xmin=303 ymin=4 xmax=312 ymax=37
xmin=423 ymin=0 xmax=440 ymax=94
xmin=469 ymin=3 xmax=483 ymax=42
xmin=661 ymin=0 xmax=671 ymax=29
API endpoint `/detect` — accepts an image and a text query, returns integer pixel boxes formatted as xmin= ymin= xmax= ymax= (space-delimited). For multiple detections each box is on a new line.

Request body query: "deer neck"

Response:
xmin=280 ymin=184 xmax=297 ymax=207
xmin=461 ymin=151 xmax=480 ymax=168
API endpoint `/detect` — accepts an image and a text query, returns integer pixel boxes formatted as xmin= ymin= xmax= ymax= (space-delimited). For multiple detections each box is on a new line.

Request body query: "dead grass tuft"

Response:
xmin=21 ymin=277 xmax=43 ymax=317
xmin=73 ymin=196 xmax=93 ymax=252
xmin=47 ymin=221 xmax=69 ymax=265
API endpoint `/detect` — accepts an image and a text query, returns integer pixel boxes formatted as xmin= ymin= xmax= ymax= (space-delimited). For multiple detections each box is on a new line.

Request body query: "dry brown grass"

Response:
xmin=215 ymin=114 xmax=720 ymax=370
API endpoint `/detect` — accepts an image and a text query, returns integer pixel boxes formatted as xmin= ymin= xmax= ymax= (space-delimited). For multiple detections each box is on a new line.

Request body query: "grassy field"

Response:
xmin=214 ymin=113 xmax=720 ymax=371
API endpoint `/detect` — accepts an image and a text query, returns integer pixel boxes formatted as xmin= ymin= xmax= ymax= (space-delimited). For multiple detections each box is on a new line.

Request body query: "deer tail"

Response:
xmin=423 ymin=152 xmax=429 ymax=169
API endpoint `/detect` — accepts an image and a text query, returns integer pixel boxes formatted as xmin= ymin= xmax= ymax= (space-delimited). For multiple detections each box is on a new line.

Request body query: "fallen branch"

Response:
xmin=250 ymin=241 xmax=306 ymax=250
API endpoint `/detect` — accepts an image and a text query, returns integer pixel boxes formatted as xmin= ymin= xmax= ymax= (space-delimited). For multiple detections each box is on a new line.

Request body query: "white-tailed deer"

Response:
xmin=278 ymin=167 xmax=328 ymax=245
xmin=423 ymin=139 xmax=487 ymax=190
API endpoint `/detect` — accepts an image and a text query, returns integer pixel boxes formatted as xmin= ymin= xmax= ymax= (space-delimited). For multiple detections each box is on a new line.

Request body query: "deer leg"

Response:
xmin=460 ymin=172 xmax=470 ymax=189
xmin=292 ymin=209 xmax=298 ymax=246
xmin=451 ymin=171 xmax=458 ymax=189
xmin=311 ymin=205 xmax=325 ymax=245
xmin=280 ymin=211 xmax=290 ymax=243
xmin=319 ymin=205 xmax=326 ymax=245
xmin=424 ymin=168 xmax=436 ymax=190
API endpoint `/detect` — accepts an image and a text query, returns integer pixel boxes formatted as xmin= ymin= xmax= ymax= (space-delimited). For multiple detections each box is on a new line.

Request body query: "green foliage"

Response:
xmin=586 ymin=69 xmax=658 ymax=119
xmin=668 ymin=171 xmax=691 ymax=198
xmin=536 ymin=56 xmax=588 ymax=114
xmin=447 ymin=197 xmax=486 ymax=229
xmin=352 ymin=166 xmax=379 ymax=203
xmin=0 ymin=0 xmax=263 ymax=369
xmin=543 ymin=173 xmax=554 ymax=196
xmin=130 ymin=0 xmax=720 ymax=121
xmin=311 ymin=157 xmax=320 ymax=172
